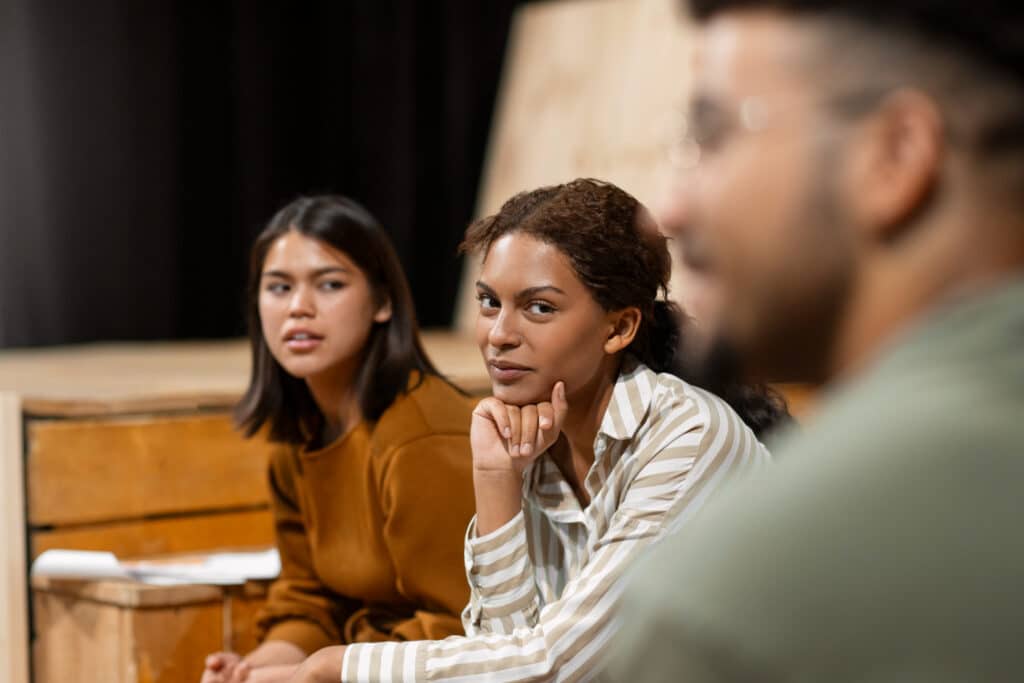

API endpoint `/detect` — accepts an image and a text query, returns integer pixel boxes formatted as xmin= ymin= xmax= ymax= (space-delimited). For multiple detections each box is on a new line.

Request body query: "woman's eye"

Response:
xmin=477 ymin=293 xmax=498 ymax=311
xmin=527 ymin=301 xmax=556 ymax=315
xmin=319 ymin=280 xmax=345 ymax=291
xmin=265 ymin=282 xmax=290 ymax=294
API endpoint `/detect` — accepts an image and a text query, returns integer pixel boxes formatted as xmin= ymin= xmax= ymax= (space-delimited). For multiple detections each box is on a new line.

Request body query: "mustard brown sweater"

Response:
xmin=256 ymin=374 xmax=476 ymax=653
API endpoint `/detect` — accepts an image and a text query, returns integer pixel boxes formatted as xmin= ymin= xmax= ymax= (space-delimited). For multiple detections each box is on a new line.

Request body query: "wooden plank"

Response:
xmin=422 ymin=331 xmax=490 ymax=395
xmin=0 ymin=393 xmax=29 ymax=683
xmin=129 ymin=602 xmax=224 ymax=683
xmin=0 ymin=333 xmax=488 ymax=417
xmin=27 ymin=414 xmax=275 ymax=526
xmin=32 ymin=591 xmax=127 ymax=683
xmin=31 ymin=576 xmax=223 ymax=609
xmin=0 ymin=340 xmax=252 ymax=417
xmin=30 ymin=507 xmax=275 ymax=561
xmin=32 ymin=588 xmax=223 ymax=683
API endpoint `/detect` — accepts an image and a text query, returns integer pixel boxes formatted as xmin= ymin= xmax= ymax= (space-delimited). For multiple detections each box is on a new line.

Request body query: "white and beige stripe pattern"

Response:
xmin=342 ymin=358 xmax=771 ymax=681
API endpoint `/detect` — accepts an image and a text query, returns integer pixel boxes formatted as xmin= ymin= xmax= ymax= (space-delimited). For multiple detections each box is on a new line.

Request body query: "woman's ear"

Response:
xmin=604 ymin=307 xmax=642 ymax=354
xmin=374 ymin=297 xmax=393 ymax=323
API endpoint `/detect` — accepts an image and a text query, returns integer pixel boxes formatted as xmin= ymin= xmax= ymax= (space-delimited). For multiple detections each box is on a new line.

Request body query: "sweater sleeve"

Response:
xmin=377 ymin=434 xmax=477 ymax=641
xmin=256 ymin=448 xmax=358 ymax=654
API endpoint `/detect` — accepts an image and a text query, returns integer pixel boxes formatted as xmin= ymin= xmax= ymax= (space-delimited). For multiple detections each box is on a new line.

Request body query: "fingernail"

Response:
xmin=521 ymin=443 xmax=532 ymax=456
xmin=540 ymin=418 xmax=551 ymax=428
xmin=503 ymin=427 xmax=511 ymax=438
xmin=511 ymin=444 xmax=519 ymax=456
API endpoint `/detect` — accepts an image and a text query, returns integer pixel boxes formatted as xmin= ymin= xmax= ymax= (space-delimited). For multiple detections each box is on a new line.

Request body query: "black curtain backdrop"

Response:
xmin=0 ymin=0 xmax=522 ymax=347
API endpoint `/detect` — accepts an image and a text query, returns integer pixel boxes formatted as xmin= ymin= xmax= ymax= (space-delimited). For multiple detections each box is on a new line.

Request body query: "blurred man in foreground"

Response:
xmin=612 ymin=1 xmax=1024 ymax=680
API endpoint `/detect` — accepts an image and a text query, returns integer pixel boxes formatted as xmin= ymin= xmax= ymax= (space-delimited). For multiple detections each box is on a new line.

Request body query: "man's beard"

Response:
xmin=673 ymin=317 xmax=747 ymax=392
xmin=672 ymin=314 xmax=793 ymax=439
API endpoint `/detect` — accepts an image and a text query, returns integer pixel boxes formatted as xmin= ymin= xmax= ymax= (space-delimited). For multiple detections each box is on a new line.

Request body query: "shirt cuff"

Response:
xmin=466 ymin=510 xmax=526 ymax=553
xmin=342 ymin=641 xmax=426 ymax=682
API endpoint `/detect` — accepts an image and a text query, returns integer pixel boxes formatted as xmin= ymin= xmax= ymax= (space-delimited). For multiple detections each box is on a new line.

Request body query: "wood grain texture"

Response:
xmin=30 ymin=507 xmax=274 ymax=560
xmin=1 ymin=393 xmax=29 ymax=683
xmin=32 ymin=592 xmax=127 ymax=682
xmin=27 ymin=413 xmax=275 ymax=526
xmin=128 ymin=603 xmax=224 ymax=683
xmin=32 ymin=577 xmax=271 ymax=682
xmin=32 ymin=588 xmax=222 ymax=683
xmin=0 ymin=332 xmax=489 ymax=417
xmin=31 ymin=576 xmax=223 ymax=609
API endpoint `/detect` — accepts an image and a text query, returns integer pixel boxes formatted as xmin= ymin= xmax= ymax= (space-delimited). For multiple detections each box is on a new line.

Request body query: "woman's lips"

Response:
xmin=487 ymin=360 xmax=532 ymax=382
xmin=285 ymin=338 xmax=322 ymax=352
xmin=283 ymin=331 xmax=324 ymax=353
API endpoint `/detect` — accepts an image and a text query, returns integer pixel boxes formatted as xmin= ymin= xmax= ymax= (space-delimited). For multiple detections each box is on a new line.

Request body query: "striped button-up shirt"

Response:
xmin=342 ymin=358 xmax=771 ymax=681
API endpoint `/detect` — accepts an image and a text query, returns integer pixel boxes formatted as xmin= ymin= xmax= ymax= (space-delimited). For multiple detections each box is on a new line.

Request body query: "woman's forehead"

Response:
xmin=480 ymin=232 xmax=581 ymax=291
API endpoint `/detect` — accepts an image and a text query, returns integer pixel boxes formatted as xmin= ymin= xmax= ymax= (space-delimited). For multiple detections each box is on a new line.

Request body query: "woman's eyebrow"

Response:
xmin=475 ymin=281 xmax=566 ymax=301
xmin=262 ymin=266 xmax=348 ymax=279
xmin=516 ymin=285 xmax=565 ymax=299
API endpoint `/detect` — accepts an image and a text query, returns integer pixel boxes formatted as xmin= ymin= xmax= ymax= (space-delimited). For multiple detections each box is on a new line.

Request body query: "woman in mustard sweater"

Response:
xmin=201 ymin=196 xmax=476 ymax=683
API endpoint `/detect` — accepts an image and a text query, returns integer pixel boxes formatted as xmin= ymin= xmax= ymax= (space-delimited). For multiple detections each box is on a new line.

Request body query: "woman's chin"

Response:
xmin=491 ymin=381 xmax=552 ymax=407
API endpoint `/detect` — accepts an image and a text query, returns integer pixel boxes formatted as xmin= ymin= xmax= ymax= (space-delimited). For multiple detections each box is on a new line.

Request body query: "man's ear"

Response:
xmin=604 ymin=307 xmax=642 ymax=354
xmin=374 ymin=297 xmax=393 ymax=323
xmin=843 ymin=88 xmax=944 ymax=242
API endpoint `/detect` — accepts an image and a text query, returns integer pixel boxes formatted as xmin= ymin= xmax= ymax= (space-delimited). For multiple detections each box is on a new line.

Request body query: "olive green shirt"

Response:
xmin=610 ymin=276 xmax=1024 ymax=682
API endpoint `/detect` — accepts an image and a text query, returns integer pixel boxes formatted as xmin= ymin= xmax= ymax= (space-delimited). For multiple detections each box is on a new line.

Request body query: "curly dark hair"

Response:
xmin=462 ymin=178 xmax=791 ymax=438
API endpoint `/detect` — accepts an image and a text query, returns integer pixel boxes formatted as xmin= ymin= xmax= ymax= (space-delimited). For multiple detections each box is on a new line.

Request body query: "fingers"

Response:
xmin=206 ymin=653 xmax=234 ymax=672
xmin=200 ymin=670 xmax=223 ymax=683
xmin=202 ymin=653 xmax=247 ymax=683
xmin=472 ymin=386 xmax=568 ymax=467
xmin=536 ymin=402 xmax=555 ymax=449
xmin=506 ymin=405 xmax=522 ymax=455
xmin=227 ymin=662 xmax=251 ymax=683
xmin=472 ymin=397 xmax=512 ymax=439
xmin=519 ymin=405 xmax=538 ymax=457
xmin=551 ymin=381 xmax=569 ymax=428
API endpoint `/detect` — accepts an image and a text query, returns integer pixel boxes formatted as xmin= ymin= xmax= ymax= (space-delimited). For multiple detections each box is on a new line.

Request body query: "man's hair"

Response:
xmin=687 ymin=1 xmax=1024 ymax=88
xmin=687 ymin=1 xmax=1024 ymax=188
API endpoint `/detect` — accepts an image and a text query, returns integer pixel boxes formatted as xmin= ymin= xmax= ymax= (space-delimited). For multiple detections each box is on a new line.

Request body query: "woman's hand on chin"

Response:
xmin=471 ymin=381 xmax=569 ymax=476
xmin=285 ymin=646 xmax=345 ymax=683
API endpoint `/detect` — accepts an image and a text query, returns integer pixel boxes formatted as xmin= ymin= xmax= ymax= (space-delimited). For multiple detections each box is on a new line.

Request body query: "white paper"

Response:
xmin=31 ymin=550 xmax=133 ymax=580
xmin=31 ymin=548 xmax=281 ymax=586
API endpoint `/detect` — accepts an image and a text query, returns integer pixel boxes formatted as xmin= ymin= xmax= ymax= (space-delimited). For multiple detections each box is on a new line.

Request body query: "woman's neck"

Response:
xmin=306 ymin=361 xmax=363 ymax=445
xmin=554 ymin=355 xmax=622 ymax=504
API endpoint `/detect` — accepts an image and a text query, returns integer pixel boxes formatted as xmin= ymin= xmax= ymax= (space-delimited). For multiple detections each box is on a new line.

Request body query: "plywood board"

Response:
xmin=0 ymin=392 xmax=29 ymax=683
xmin=32 ymin=589 xmax=222 ymax=683
xmin=31 ymin=507 xmax=275 ymax=560
xmin=0 ymin=333 xmax=488 ymax=417
xmin=458 ymin=0 xmax=695 ymax=330
xmin=27 ymin=414 xmax=276 ymax=527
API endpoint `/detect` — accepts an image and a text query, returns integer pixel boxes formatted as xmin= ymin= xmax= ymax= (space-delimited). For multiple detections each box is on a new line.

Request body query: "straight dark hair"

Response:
xmin=235 ymin=195 xmax=441 ymax=447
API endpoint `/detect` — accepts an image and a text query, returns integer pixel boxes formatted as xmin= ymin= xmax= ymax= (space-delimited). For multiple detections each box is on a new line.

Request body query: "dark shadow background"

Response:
xmin=0 ymin=0 xmax=523 ymax=348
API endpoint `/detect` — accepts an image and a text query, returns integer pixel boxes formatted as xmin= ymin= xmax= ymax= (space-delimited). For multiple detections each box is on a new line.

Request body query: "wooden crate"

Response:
xmin=25 ymin=412 xmax=277 ymax=557
xmin=32 ymin=575 xmax=270 ymax=683
xmin=0 ymin=333 xmax=487 ymax=683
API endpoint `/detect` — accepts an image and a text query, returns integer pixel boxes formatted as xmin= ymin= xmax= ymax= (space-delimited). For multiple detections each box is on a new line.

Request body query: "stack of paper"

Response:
xmin=31 ymin=548 xmax=281 ymax=586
